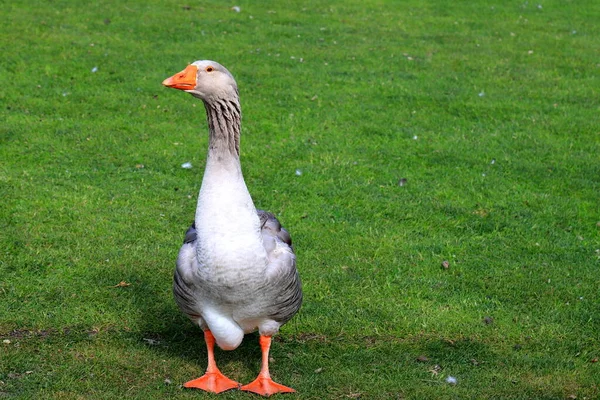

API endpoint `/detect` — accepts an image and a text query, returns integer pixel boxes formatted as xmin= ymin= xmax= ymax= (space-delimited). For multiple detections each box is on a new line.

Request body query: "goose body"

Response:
xmin=164 ymin=60 xmax=301 ymax=395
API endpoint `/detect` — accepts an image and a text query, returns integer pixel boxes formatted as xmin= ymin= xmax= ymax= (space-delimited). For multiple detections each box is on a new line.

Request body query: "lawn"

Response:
xmin=1 ymin=0 xmax=599 ymax=399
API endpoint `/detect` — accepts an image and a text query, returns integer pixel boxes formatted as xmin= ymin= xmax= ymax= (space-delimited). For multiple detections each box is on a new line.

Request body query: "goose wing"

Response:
xmin=173 ymin=223 xmax=201 ymax=319
xmin=257 ymin=209 xmax=302 ymax=325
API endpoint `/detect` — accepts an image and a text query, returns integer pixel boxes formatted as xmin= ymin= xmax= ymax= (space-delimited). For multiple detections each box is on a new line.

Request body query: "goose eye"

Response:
xmin=205 ymin=66 xmax=214 ymax=72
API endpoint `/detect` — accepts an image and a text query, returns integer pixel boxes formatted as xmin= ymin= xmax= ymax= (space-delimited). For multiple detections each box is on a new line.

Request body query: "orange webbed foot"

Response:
xmin=184 ymin=370 xmax=240 ymax=393
xmin=183 ymin=330 xmax=241 ymax=393
xmin=241 ymin=375 xmax=296 ymax=396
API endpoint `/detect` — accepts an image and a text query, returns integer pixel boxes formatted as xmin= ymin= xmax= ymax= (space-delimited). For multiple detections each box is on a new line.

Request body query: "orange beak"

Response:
xmin=162 ymin=64 xmax=198 ymax=91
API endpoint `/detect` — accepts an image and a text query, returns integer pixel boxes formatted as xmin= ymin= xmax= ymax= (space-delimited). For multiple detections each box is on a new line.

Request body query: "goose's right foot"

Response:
xmin=184 ymin=370 xmax=240 ymax=393
xmin=183 ymin=330 xmax=240 ymax=393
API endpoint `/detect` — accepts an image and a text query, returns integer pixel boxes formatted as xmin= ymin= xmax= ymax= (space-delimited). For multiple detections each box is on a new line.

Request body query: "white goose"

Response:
xmin=162 ymin=60 xmax=302 ymax=396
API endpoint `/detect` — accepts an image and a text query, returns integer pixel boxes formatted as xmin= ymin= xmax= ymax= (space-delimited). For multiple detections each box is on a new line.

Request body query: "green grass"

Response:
xmin=2 ymin=0 xmax=599 ymax=398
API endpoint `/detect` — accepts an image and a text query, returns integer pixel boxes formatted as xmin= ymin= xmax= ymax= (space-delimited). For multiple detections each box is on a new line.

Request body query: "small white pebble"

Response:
xmin=446 ymin=376 xmax=457 ymax=385
xmin=164 ymin=378 xmax=172 ymax=384
xmin=231 ymin=6 xmax=240 ymax=12
xmin=413 ymin=135 xmax=418 ymax=140
xmin=491 ymin=158 xmax=496 ymax=164
xmin=528 ymin=50 xmax=534 ymax=55
xmin=181 ymin=162 xmax=193 ymax=169
xmin=91 ymin=66 xmax=98 ymax=73
xmin=295 ymin=169 xmax=302 ymax=176
xmin=479 ymin=91 xmax=485 ymax=97
xmin=3 ymin=339 xmax=10 ymax=344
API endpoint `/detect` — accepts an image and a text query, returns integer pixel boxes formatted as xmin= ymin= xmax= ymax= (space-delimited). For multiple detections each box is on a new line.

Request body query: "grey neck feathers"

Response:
xmin=204 ymin=97 xmax=242 ymax=159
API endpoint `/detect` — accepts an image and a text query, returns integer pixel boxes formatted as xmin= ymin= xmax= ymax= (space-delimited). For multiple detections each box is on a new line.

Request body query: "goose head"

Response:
xmin=162 ymin=60 xmax=238 ymax=102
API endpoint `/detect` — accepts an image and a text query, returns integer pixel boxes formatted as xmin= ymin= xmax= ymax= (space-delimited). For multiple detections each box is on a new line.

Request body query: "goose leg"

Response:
xmin=241 ymin=335 xmax=295 ymax=396
xmin=183 ymin=330 xmax=240 ymax=393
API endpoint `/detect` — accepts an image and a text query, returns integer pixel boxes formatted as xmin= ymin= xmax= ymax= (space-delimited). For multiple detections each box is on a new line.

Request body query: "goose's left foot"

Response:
xmin=240 ymin=335 xmax=295 ymax=396
xmin=241 ymin=374 xmax=295 ymax=396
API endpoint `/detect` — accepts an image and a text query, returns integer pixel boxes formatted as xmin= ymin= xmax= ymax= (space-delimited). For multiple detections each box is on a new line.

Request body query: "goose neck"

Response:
xmin=204 ymin=98 xmax=242 ymax=160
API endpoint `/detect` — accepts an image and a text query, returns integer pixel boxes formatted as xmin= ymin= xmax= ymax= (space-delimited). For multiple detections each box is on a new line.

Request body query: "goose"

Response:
xmin=162 ymin=60 xmax=302 ymax=396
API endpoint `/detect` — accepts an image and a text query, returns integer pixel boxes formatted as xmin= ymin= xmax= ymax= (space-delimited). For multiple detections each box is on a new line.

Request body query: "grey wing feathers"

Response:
xmin=257 ymin=209 xmax=292 ymax=247
xmin=173 ymin=266 xmax=200 ymax=319
xmin=257 ymin=209 xmax=303 ymax=325
xmin=183 ymin=222 xmax=196 ymax=244
xmin=173 ymin=222 xmax=201 ymax=319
